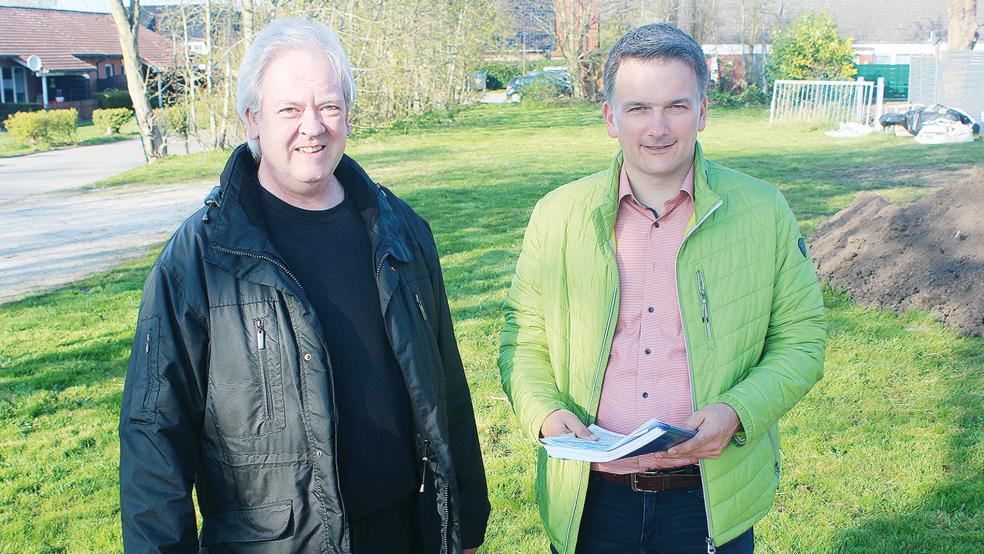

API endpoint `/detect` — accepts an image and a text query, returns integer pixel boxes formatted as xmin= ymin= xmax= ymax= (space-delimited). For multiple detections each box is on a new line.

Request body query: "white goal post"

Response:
xmin=769 ymin=78 xmax=885 ymax=125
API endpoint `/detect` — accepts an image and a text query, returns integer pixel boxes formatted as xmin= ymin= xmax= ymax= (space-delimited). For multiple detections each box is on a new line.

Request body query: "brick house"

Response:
xmin=0 ymin=6 xmax=176 ymax=120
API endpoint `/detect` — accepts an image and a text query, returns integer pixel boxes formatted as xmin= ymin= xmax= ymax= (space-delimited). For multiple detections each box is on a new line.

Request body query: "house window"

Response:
xmin=874 ymin=55 xmax=893 ymax=65
xmin=105 ymin=64 xmax=115 ymax=78
xmin=1 ymin=66 xmax=28 ymax=103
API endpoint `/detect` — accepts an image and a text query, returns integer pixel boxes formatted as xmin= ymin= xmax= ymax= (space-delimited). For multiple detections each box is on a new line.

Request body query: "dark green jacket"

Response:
xmin=120 ymin=145 xmax=490 ymax=553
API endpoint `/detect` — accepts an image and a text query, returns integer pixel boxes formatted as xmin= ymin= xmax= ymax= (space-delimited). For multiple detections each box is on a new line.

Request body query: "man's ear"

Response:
xmin=245 ymin=107 xmax=261 ymax=140
xmin=697 ymin=95 xmax=709 ymax=132
xmin=602 ymin=101 xmax=618 ymax=139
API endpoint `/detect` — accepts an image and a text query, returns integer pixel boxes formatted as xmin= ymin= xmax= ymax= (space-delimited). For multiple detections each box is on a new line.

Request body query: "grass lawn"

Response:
xmin=1 ymin=103 xmax=981 ymax=552
xmin=0 ymin=120 xmax=140 ymax=158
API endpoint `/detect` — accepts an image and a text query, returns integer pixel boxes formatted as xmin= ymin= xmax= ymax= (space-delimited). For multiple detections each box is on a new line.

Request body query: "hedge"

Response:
xmin=93 ymin=108 xmax=134 ymax=135
xmin=474 ymin=59 xmax=563 ymax=89
xmin=0 ymin=103 xmax=42 ymax=129
xmin=3 ymin=108 xmax=78 ymax=146
xmin=93 ymin=89 xmax=133 ymax=109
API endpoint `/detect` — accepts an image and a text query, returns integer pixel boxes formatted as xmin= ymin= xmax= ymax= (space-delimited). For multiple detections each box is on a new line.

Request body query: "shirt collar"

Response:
xmin=618 ymin=163 xmax=695 ymax=207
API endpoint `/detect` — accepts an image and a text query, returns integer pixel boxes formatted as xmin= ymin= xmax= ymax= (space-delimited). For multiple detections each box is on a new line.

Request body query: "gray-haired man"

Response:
xmin=119 ymin=18 xmax=489 ymax=553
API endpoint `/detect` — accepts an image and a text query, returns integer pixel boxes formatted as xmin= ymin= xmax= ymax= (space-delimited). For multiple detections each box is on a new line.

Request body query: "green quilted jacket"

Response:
xmin=499 ymin=144 xmax=826 ymax=551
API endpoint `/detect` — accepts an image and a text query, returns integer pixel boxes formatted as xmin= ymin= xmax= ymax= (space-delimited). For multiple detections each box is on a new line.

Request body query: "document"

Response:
xmin=540 ymin=418 xmax=697 ymax=463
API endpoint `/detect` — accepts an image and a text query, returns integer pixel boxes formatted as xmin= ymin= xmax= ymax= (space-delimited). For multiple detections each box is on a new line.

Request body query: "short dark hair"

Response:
xmin=603 ymin=23 xmax=708 ymax=102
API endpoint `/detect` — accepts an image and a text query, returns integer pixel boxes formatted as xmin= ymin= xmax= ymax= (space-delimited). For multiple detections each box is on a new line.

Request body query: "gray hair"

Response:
xmin=236 ymin=18 xmax=356 ymax=160
xmin=603 ymin=23 xmax=708 ymax=102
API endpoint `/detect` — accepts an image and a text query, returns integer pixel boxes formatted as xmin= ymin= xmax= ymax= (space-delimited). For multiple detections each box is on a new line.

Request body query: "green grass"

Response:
xmin=0 ymin=120 xmax=140 ymax=158
xmin=1 ymin=103 xmax=981 ymax=552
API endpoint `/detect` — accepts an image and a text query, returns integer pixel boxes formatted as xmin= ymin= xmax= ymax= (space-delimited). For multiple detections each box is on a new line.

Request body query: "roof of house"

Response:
xmin=0 ymin=6 xmax=177 ymax=73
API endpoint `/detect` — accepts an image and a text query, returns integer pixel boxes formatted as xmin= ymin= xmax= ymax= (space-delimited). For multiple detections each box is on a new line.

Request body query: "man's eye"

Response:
xmin=279 ymin=107 xmax=297 ymax=114
xmin=322 ymin=105 xmax=340 ymax=112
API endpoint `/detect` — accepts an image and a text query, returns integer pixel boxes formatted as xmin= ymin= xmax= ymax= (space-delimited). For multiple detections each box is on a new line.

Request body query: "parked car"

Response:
xmin=506 ymin=68 xmax=572 ymax=102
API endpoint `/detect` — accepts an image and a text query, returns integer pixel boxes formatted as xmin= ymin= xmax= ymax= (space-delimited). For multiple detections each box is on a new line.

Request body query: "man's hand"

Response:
xmin=463 ymin=548 xmax=478 ymax=554
xmin=658 ymin=403 xmax=741 ymax=459
xmin=540 ymin=409 xmax=598 ymax=440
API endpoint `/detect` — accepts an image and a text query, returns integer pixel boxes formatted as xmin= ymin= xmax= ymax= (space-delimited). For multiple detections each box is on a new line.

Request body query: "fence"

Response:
xmin=769 ymin=79 xmax=880 ymax=124
xmin=909 ymin=51 xmax=984 ymax=120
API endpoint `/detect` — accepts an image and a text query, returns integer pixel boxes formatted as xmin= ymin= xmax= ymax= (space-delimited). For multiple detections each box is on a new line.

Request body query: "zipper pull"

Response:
xmin=419 ymin=440 xmax=431 ymax=493
xmin=706 ymin=537 xmax=717 ymax=553
xmin=414 ymin=293 xmax=428 ymax=321
xmin=697 ymin=271 xmax=712 ymax=341
xmin=255 ymin=319 xmax=266 ymax=350
xmin=144 ymin=332 xmax=151 ymax=354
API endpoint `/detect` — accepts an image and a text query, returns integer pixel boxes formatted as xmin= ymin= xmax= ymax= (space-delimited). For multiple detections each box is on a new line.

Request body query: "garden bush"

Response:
xmin=475 ymin=60 xmax=559 ymax=89
xmin=520 ymin=76 xmax=569 ymax=105
xmin=709 ymin=87 xmax=771 ymax=108
xmin=3 ymin=108 xmax=78 ymax=146
xmin=93 ymin=107 xmax=134 ymax=135
xmin=0 ymin=103 xmax=42 ymax=128
xmin=93 ymin=89 xmax=133 ymax=109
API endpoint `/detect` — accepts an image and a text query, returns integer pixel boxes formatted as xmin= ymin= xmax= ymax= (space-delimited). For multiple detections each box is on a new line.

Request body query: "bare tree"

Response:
xmin=109 ymin=0 xmax=166 ymax=158
xmin=554 ymin=0 xmax=602 ymax=100
xmin=948 ymin=0 xmax=980 ymax=51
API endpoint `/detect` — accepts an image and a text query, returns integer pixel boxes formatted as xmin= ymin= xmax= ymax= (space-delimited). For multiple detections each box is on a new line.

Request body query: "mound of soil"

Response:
xmin=811 ymin=169 xmax=984 ymax=337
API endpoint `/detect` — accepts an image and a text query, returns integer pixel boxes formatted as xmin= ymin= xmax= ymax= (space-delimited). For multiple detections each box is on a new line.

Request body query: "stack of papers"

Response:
xmin=540 ymin=418 xmax=697 ymax=463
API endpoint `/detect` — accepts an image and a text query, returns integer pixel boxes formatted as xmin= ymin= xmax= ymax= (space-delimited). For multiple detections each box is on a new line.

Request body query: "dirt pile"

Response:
xmin=811 ymin=169 xmax=984 ymax=337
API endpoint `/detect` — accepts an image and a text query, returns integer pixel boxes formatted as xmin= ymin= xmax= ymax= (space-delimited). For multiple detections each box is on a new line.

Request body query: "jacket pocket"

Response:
xmin=767 ymin=427 xmax=780 ymax=478
xmin=127 ymin=315 xmax=161 ymax=424
xmin=207 ymin=302 xmax=287 ymax=438
xmin=200 ymin=499 xmax=293 ymax=547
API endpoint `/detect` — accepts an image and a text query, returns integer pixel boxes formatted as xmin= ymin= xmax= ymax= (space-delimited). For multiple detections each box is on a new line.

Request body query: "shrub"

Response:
xmin=475 ymin=60 xmax=560 ymax=89
xmin=709 ymin=87 xmax=771 ymax=109
xmin=93 ymin=108 xmax=134 ymax=135
xmin=520 ymin=76 xmax=569 ymax=105
xmin=3 ymin=108 xmax=78 ymax=146
xmin=767 ymin=12 xmax=856 ymax=83
xmin=157 ymin=105 xmax=189 ymax=138
xmin=93 ymin=89 xmax=133 ymax=109
xmin=0 ymin=103 xmax=42 ymax=128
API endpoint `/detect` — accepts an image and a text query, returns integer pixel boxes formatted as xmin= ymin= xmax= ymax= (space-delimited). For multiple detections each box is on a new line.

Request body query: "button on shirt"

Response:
xmin=592 ymin=164 xmax=697 ymax=473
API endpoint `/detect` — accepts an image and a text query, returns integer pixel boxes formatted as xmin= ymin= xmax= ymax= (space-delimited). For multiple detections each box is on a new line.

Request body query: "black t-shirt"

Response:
xmin=258 ymin=181 xmax=417 ymax=519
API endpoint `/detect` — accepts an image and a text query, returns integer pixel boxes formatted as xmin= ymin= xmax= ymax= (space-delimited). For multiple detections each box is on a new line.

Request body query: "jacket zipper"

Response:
xmin=697 ymin=270 xmax=712 ymax=342
xmin=211 ymin=244 xmax=306 ymax=296
xmin=675 ymin=199 xmax=723 ymax=552
xmin=254 ymin=318 xmax=272 ymax=420
xmin=564 ymin=237 xmax=619 ymax=553
xmin=141 ymin=331 xmax=152 ymax=411
xmin=414 ymin=293 xmax=428 ymax=321
xmin=379 ymin=252 xmax=452 ymax=552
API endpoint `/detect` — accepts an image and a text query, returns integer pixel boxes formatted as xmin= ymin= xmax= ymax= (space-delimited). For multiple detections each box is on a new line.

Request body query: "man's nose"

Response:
xmin=299 ymin=107 xmax=327 ymax=136
xmin=647 ymin=113 xmax=670 ymax=136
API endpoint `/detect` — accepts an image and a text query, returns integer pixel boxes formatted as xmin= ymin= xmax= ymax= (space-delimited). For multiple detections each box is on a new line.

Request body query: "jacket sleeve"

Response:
xmin=715 ymin=190 xmax=827 ymax=444
xmin=498 ymin=201 xmax=568 ymax=444
xmin=119 ymin=263 xmax=208 ymax=553
xmin=423 ymin=228 xmax=491 ymax=550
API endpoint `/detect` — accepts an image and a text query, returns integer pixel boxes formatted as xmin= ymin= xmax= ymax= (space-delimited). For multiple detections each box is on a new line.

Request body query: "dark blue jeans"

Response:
xmin=551 ymin=472 xmax=754 ymax=553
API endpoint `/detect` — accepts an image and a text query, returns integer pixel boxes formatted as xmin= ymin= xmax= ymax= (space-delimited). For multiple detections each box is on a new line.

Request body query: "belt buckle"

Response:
xmin=630 ymin=471 xmax=662 ymax=493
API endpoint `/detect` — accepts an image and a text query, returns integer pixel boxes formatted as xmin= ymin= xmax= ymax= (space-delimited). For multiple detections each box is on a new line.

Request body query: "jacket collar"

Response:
xmin=203 ymin=145 xmax=413 ymax=290
xmin=593 ymin=141 xmax=721 ymax=245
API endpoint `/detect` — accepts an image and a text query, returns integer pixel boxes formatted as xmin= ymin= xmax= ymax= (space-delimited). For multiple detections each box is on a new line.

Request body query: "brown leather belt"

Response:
xmin=594 ymin=466 xmax=702 ymax=493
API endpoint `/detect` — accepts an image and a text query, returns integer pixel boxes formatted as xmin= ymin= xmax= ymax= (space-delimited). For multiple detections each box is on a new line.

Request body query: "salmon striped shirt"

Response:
xmin=593 ymin=164 xmax=697 ymax=473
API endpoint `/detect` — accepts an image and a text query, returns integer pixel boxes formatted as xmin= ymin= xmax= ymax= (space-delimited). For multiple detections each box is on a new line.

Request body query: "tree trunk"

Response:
xmin=108 ymin=0 xmax=165 ymax=159
xmin=948 ymin=0 xmax=979 ymax=51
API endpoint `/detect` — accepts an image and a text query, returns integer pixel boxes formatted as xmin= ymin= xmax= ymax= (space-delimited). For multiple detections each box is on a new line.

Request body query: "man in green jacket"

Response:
xmin=499 ymin=23 xmax=825 ymax=553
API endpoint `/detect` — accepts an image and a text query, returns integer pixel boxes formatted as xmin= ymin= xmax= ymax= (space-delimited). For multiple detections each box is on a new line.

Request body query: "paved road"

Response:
xmin=0 ymin=138 xmax=148 ymax=199
xmin=0 ymin=182 xmax=215 ymax=303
